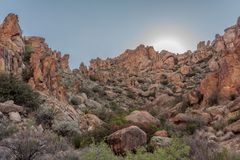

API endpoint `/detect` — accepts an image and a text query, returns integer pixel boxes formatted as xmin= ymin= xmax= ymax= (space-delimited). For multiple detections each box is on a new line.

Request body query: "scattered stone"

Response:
xmin=0 ymin=100 xmax=23 ymax=114
xmin=8 ymin=112 xmax=21 ymax=122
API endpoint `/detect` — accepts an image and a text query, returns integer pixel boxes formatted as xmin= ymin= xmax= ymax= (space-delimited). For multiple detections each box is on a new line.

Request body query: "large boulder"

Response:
xmin=0 ymin=100 xmax=24 ymax=113
xmin=106 ymin=126 xmax=147 ymax=154
xmin=125 ymin=110 xmax=160 ymax=127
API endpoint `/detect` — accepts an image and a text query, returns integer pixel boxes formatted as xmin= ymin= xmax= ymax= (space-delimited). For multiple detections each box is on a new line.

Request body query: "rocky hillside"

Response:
xmin=0 ymin=13 xmax=240 ymax=159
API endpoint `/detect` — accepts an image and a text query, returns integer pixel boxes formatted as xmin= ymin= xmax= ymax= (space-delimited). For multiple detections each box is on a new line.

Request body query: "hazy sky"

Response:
xmin=0 ymin=0 xmax=240 ymax=68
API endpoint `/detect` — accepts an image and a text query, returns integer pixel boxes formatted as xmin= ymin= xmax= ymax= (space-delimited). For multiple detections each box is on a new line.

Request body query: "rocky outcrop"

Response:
xmin=106 ymin=126 xmax=147 ymax=154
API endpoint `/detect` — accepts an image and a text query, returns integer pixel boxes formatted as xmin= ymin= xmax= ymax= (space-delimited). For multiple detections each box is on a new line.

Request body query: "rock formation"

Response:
xmin=1 ymin=13 xmax=240 ymax=153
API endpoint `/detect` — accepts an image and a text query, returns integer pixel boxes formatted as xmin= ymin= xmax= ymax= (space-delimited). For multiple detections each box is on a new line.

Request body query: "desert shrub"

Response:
xmin=23 ymin=44 xmax=33 ymax=63
xmin=36 ymin=107 xmax=55 ymax=128
xmin=80 ymin=142 xmax=119 ymax=160
xmin=186 ymin=137 xmax=240 ymax=160
xmin=214 ymin=148 xmax=240 ymax=160
xmin=228 ymin=111 xmax=240 ymax=124
xmin=53 ymin=121 xmax=80 ymax=137
xmin=0 ymin=130 xmax=70 ymax=160
xmin=92 ymin=85 xmax=103 ymax=93
xmin=0 ymin=74 xmax=40 ymax=110
xmin=186 ymin=137 xmax=218 ymax=160
xmin=208 ymin=93 xmax=218 ymax=106
xmin=109 ymin=113 xmax=128 ymax=125
xmin=72 ymin=125 xmax=111 ymax=148
xmin=127 ymin=91 xmax=135 ymax=99
xmin=81 ymin=139 xmax=190 ymax=160
xmin=89 ymin=75 xmax=97 ymax=81
xmin=212 ymin=120 xmax=225 ymax=131
xmin=70 ymin=96 xmax=81 ymax=106
xmin=22 ymin=67 xmax=33 ymax=82
xmin=185 ymin=118 xmax=204 ymax=135
xmin=0 ymin=119 xmax=18 ymax=140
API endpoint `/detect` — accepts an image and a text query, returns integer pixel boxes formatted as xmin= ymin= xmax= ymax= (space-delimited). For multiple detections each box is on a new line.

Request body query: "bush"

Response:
xmin=0 ymin=74 xmax=40 ymax=110
xmin=80 ymin=139 xmax=190 ymax=160
xmin=0 ymin=130 xmax=70 ymax=160
xmin=80 ymin=142 xmax=119 ymax=160
xmin=228 ymin=111 xmax=240 ymax=124
xmin=53 ymin=121 xmax=80 ymax=137
xmin=70 ymin=96 xmax=81 ymax=106
xmin=36 ymin=107 xmax=55 ymax=128
xmin=127 ymin=91 xmax=135 ymax=99
xmin=23 ymin=44 xmax=33 ymax=63
xmin=185 ymin=118 xmax=204 ymax=135
xmin=72 ymin=125 xmax=111 ymax=148
xmin=186 ymin=138 xmax=240 ymax=160
xmin=0 ymin=119 xmax=18 ymax=140
xmin=22 ymin=67 xmax=33 ymax=82
xmin=89 ymin=75 xmax=97 ymax=81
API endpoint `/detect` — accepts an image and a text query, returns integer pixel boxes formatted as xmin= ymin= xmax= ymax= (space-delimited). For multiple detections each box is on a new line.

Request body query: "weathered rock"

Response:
xmin=80 ymin=114 xmax=104 ymax=132
xmin=125 ymin=110 xmax=160 ymax=126
xmin=180 ymin=65 xmax=191 ymax=75
xmin=8 ymin=112 xmax=21 ymax=122
xmin=153 ymin=130 xmax=168 ymax=137
xmin=0 ymin=100 xmax=23 ymax=113
xmin=225 ymin=119 xmax=240 ymax=133
xmin=106 ymin=126 xmax=147 ymax=154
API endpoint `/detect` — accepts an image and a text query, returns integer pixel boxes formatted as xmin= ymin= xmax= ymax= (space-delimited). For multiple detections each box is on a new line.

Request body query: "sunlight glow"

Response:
xmin=152 ymin=38 xmax=186 ymax=53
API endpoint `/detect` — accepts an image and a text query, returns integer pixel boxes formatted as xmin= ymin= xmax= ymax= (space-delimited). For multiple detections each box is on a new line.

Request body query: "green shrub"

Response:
xmin=72 ymin=125 xmax=111 ymax=148
xmin=89 ymin=75 xmax=97 ymax=81
xmin=36 ymin=107 xmax=55 ymax=128
xmin=127 ymin=91 xmax=135 ymax=99
xmin=53 ymin=121 xmax=80 ymax=137
xmin=80 ymin=138 xmax=190 ymax=160
xmin=109 ymin=114 xmax=128 ymax=125
xmin=0 ymin=119 xmax=18 ymax=140
xmin=80 ymin=142 xmax=119 ymax=160
xmin=185 ymin=119 xmax=203 ymax=135
xmin=23 ymin=44 xmax=33 ymax=63
xmin=70 ymin=96 xmax=81 ymax=106
xmin=0 ymin=74 xmax=40 ymax=110
xmin=22 ymin=67 xmax=33 ymax=82
xmin=228 ymin=111 xmax=240 ymax=124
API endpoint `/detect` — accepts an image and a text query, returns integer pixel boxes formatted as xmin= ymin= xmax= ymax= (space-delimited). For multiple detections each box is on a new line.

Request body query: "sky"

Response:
xmin=0 ymin=0 xmax=240 ymax=68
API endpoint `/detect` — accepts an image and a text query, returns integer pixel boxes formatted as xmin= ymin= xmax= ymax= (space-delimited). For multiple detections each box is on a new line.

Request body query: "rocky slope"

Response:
xmin=0 ymin=13 xmax=240 ymax=155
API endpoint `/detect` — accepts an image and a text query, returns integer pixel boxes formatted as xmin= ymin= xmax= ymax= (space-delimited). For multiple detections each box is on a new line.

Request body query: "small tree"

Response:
xmin=0 ymin=74 xmax=40 ymax=110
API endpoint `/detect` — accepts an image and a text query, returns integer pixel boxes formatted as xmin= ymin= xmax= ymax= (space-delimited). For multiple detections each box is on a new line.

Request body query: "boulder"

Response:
xmin=106 ymin=126 xmax=147 ymax=154
xmin=0 ymin=100 xmax=24 ymax=113
xmin=80 ymin=114 xmax=104 ymax=132
xmin=8 ymin=112 xmax=21 ymax=122
xmin=125 ymin=110 xmax=160 ymax=126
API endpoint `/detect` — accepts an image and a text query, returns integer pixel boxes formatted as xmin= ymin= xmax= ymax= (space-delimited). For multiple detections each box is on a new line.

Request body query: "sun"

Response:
xmin=152 ymin=38 xmax=186 ymax=53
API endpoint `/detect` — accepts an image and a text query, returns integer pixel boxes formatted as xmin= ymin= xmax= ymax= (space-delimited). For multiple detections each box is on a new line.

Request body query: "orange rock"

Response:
xmin=153 ymin=130 xmax=168 ymax=137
